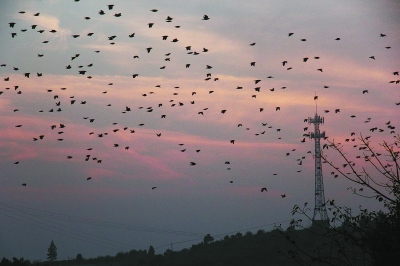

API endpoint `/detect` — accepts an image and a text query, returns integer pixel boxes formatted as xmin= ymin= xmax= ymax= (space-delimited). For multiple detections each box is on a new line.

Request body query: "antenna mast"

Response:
xmin=308 ymin=103 xmax=329 ymax=225
xmin=315 ymin=91 xmax=318 ymax=114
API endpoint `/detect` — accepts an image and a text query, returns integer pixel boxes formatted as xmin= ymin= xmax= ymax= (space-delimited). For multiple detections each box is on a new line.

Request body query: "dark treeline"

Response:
xmin=0 ymin=219 xmax=381 ymax=266
xmin=1 ymin=227 xmax=290 ymax=266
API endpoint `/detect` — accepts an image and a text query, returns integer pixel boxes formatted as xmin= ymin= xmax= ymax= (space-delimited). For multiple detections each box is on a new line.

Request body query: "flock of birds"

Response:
xmin=1 ymin=2 xmax=399 ymax=198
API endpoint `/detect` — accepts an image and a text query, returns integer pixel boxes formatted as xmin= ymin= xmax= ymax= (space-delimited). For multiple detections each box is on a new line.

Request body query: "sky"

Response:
xmin=0 ymin=0 xmax=399 ymax=261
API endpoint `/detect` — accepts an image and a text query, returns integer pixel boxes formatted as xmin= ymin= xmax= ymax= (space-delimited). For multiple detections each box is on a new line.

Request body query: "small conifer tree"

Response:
xmin=47 ymin=240 xmax=57 ymax=262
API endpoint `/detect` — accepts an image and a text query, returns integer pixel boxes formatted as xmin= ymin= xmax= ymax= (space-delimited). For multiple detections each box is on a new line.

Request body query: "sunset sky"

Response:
xmin=0 ymin=0 xmax=399 ymax=261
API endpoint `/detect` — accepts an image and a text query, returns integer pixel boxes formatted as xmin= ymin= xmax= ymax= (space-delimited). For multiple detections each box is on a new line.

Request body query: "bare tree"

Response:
xmin=323 ymin=134 xmax=399 ymax=205
xmin=276 ymin=134 xmax=400 ymax=266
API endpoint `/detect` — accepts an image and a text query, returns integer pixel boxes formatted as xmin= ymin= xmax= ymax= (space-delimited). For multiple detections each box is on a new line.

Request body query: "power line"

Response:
xmin=1 ymin=201 xmax=293 ymax=254
xmin=1 ymin=211 xmax=134 ymax=251
xmin=0 ymin=201 xmax=204 ymax=237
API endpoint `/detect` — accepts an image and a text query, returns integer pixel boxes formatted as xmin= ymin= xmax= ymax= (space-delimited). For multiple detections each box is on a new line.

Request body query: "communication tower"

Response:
xmin=308 ymin=109 xmax=329 ymax=224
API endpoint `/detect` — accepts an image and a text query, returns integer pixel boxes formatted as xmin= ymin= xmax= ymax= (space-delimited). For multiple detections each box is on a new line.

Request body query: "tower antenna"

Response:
xmin=315 ymin=91 xmax=318 ymax=114
xmin=308 ymin=96 xmax=329 ymax=227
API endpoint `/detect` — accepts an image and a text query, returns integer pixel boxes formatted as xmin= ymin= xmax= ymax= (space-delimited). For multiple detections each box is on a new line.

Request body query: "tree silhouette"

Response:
xmin=47 ymin=240 xmax=57 ymax=262
xmin=75 ymin=254 xmax=83 ymax=262
xmin=203 ymin=233 xmax=214 ymax=244
xmin=148 ymin=245 xmax=155 ymax=256
xmin=278 ymin=134 xmax=400 ymax=265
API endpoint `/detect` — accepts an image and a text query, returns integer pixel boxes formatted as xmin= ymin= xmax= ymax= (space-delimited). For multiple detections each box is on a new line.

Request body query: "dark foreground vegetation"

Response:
xmin=1 ymin=210 xmax=399 ymax=266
